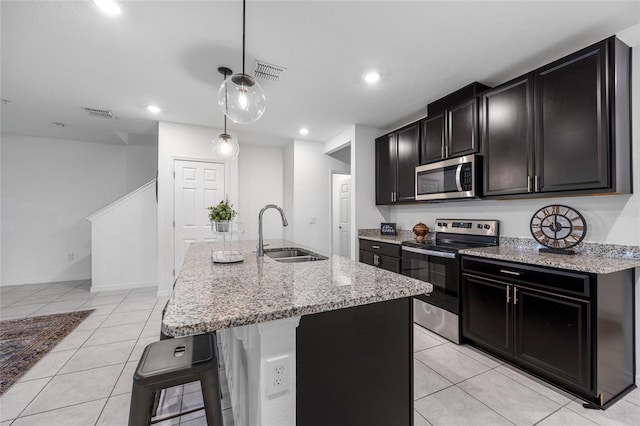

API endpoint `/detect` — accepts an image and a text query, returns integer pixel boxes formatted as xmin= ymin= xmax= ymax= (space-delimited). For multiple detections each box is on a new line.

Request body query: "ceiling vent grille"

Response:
xmin=252 ymin=60 xmax=287 ymax=82
xmin=83 ymin=107 xmax=116 ymax=119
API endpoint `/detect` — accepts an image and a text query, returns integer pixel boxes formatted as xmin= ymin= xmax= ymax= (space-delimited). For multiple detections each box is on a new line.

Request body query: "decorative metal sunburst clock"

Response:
xmin=530 ymin=204 xmax=587 ymax=255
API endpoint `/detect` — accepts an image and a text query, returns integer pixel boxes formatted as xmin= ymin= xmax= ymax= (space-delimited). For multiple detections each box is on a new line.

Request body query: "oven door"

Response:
xmin=401 ymin=246 xmax=460 ymax=314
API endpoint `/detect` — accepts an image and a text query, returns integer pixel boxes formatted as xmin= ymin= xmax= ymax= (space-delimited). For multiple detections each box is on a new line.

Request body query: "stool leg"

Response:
xmin=200 ymin=370 xmax=224 ymax=426
xmin=129 ymin=382 xmax=155 ymax=426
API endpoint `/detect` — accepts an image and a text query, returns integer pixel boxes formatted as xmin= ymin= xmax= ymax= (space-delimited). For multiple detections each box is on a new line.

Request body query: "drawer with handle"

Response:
xmin=461 ymin=256 xmax=591 ymax=298
xmin=359 ymin=239 xmax=402 ymax=258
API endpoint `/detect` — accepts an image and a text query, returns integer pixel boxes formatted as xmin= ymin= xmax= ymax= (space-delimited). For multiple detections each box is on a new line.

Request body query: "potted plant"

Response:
xmin=207 ymin=198 xmax=238 ymax=232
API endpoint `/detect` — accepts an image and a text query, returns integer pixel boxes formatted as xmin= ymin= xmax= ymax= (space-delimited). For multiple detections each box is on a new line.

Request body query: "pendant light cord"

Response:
xmin=242 ymin=0 xmax=246 ymax=76
xmin=223 ymin=69 xmax=228 ymax=132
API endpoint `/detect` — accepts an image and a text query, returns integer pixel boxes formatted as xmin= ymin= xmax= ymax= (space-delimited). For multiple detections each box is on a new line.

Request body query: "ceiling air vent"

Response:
xmin=83 ymin=107 xmax=116 ymax=119
xmin=252 ymin=60 xmax=287 ymax=82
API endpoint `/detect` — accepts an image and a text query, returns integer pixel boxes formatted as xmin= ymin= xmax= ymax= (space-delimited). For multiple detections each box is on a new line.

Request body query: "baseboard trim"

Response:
xmin=89 ymin=280 xmax=157 ymax=293
xmin=1 ymin=275 xmax=91 ymax=287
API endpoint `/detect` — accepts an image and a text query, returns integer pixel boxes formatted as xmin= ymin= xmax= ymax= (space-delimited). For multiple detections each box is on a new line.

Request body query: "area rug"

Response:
xmin=0 ymin=309 xmax=94 ymax=395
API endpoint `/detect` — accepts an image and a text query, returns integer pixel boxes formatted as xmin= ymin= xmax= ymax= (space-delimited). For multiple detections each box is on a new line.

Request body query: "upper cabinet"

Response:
xmin=482 ymin=74 xmax=535 ymax=196
xmin=375 ymin=122 xmax=420 ymax=205
xmin=421 ymin=82 xmax=490 ymax=165
xmin=483 ymin=36 xmax=631 ymax=198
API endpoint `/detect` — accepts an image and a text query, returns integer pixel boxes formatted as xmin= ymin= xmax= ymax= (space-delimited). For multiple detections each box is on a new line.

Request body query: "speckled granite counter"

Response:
xmin=459 ymin=246 xmax=640 ymax=274
xmin=358 ymin=228 xmax=435 ymax=245
xmin=162 ymin=239 xmax=432 ymax=337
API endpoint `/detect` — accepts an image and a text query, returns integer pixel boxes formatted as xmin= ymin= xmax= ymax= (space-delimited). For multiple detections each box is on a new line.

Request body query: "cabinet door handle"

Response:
xmin=445 ymin=145 xmax=449 ymax=158
xmin=527 ymin=176 xmax=532 ymax=193
xmin=535 ymin=175 xmax=541 ymax=192
xmin=500 ymin=269 xmax=521 ymax=276
xmin=441 ymin=144 xmax=445 ymax=159
xmin=371 ymin=245 xmax=380 ymax=249
xmin=513 ymin=287 xmax=519 ymax=305
xmin=374 ymin=254 xmax=380 ymax=267
xmin=506 ymin=286 xmax=511 ymax=304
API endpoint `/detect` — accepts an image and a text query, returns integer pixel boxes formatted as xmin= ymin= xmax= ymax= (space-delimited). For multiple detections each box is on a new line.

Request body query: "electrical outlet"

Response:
xmin=67 ymin=253 xmax=74 ymax=261
xmin=309 ymin=216 xmax=316 ymax=224
xmin=266 ymin=355 xmax=290 ymax=397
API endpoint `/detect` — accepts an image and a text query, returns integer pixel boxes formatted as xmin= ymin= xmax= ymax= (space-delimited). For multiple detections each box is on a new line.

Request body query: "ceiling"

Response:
xmin=2 ymin=1 xmax=639 ymax=147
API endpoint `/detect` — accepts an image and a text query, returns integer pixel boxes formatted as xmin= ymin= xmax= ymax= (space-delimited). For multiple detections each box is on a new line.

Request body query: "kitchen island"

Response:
xmin=162 ymin=240 xmax=432 ymax=426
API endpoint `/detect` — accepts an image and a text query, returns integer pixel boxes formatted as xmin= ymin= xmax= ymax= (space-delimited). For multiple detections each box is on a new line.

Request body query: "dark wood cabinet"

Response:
xmin=461 ymin=256 xmax=634 ymax=408
xmin=448 ymin=99 xmax=478 ymax=158
xmin=359 ymin=239 xmax=401 ymax=274
xmin=482 ymin=74 xmax=534 ymax=196
xmin=462 ymin=274 xmax=513 ymax=358
xmin=482 ymin=36 xmax=631 ymax=198
xmin=375 ymin=123 xmax=420 ymax=205
xmin=375 ymin=134 xmax=396 ymax=204
xmin=420 ymin=114 xmax=445 ymax=165
xmin=514 ymin=287 xmax=591 ymax=391
xmin=535 ymin=42 xmax=608 ymax=193
xmin=421 ymin=83 xmax=489 ymax=165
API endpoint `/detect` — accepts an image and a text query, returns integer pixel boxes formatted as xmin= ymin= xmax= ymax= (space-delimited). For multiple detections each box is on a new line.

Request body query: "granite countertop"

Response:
xmin=358 ymin=229 xmax=430 ymax=245
xmin=459 ymin=246 xmax=640 ymax=274
xmin=358 ymin=234 xmax=407 ymax=245
xmin=162 ymin=239 xmax=432 ymax=337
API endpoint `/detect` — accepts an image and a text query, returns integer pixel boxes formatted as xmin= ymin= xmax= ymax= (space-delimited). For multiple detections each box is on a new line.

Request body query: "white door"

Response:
xmin=174 ymin=160 xmax=225 ymax=276
xmin=332 ymin=174 xmax=351 ymax=257
xmin=338 ymin=176 xmax=351 ymax=257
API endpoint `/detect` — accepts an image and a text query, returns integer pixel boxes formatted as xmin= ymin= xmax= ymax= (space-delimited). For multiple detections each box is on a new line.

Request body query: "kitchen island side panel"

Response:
xmin=296 ymin=297 xmax=413 ymax=426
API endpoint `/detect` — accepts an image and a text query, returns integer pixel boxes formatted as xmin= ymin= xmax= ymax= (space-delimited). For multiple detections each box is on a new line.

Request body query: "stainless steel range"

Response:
xmin=401 ymin=219 xmax=499 ymax=343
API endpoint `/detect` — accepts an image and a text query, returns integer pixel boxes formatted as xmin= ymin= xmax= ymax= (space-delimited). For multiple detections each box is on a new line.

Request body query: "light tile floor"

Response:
xmin=0 ymin=280 xmax=233 ymax=426
xmin=1 ymin=280 xmax=638 ymax=425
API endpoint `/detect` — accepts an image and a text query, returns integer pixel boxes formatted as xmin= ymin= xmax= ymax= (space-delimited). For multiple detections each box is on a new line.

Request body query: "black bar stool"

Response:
xmin=128 ymin=333 xmax=223 ymax=426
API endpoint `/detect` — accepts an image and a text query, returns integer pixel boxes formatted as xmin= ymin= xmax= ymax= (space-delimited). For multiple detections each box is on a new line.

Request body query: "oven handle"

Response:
xmin=455 ymin=164 xmax=463 ymax=191
xmin=402 ymin=246 xmax=457 ymax=259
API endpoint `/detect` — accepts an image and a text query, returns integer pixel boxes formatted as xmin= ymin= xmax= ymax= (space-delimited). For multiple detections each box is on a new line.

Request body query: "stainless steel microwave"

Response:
xmin=415 ymin=155 xmax=478 ymax=201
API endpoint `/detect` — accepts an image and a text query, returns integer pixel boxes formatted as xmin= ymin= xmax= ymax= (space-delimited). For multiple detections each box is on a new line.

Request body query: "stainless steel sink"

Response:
xmin=265 ymin=247 xmax=328 ymax=263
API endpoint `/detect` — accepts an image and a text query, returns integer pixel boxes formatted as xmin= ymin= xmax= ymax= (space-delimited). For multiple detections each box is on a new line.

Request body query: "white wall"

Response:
xmin=88 ymin=181 xmax=157 ymax=292
xmin=323 ymin=125 xmax=387 ymax=259
xmin=0 ymin=134 xmax=157 ymax=286
xmin=282 ymin=142 xmax=295 ymax=242
xmin=237 ymin=144 xmax=285 ymax=241
xmin=285 ymin=140 xmax=349 ymax=253
xmin=157 ymin=121 xmax=239 ymax=296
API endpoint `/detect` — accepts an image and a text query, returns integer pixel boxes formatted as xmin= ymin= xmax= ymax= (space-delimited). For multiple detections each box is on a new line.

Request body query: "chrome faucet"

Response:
xmin=257 ymin=204 xmax=289 ymax=257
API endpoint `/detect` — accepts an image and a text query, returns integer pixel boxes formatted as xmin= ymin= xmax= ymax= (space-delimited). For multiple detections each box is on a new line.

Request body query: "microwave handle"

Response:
xmin=455 ymin=164 xmax=463 ymax=191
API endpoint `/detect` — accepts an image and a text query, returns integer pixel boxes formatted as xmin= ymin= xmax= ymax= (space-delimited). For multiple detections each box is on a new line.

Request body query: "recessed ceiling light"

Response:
xmin=364 ymin=71 xmax=381 ymax=84
xmin=146 ymin=105 xmax=162 ymax=114
xmin=93 ymin=0 xmax=121 ymax=16
xmin=299 ymin=128 xmax=309 ymax=135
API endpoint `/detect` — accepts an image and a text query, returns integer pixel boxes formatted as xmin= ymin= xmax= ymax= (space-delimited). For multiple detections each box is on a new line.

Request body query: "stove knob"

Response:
xmin=484 ymin=224 xmax=491 ymax=229
xmin=477 ymin=224 xmax=482 ymax=229
xmin=437 ymin=222 xmax=442 ymax=227
xmin=442 ymin=223 xmax=447 ymax=227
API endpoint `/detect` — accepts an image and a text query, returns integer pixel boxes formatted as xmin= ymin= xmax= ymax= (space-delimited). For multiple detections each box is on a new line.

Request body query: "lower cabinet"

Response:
xmin=359 ymin=239 xmax=401 ymax=274
xmin=461 ymin=256 xmax=634 ymax=408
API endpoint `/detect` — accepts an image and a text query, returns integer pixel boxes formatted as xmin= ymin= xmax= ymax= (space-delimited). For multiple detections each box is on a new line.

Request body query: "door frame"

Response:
xmin=172 ymin=157 xmax=230 ymax=280
xmin=329 ymin=169 xmax=351 ymax=258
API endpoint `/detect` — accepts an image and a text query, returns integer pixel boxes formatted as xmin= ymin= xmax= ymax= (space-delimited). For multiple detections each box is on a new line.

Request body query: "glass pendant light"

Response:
xmin=212 ymin=67 xmax=240 ymax=159
xmin=218 ymin=0 xmax=265 ymax=124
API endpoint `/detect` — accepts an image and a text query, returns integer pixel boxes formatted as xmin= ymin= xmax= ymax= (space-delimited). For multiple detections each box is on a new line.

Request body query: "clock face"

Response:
xmin=530 ymin=205 xmax=587 ymax=249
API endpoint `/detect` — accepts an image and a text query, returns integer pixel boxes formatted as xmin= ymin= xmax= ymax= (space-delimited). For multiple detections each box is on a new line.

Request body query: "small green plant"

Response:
xmin=207 ymin=198 xmax=238 ymax=222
